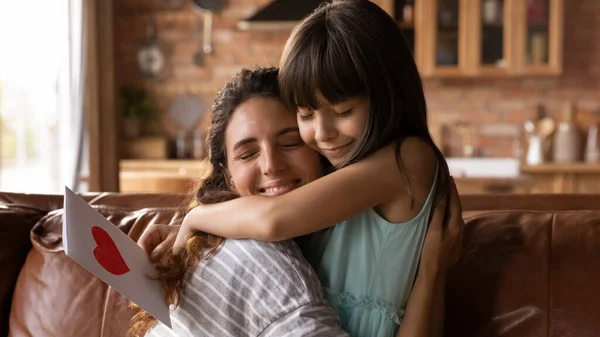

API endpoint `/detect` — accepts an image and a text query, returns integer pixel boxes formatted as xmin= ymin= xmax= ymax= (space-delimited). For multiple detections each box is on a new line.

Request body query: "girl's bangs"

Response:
xmin=279 ymin=27 xmax=367 ymax=111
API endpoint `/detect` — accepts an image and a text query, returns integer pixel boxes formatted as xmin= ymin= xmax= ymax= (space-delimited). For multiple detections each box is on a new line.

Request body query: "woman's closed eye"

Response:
xmin=235 ymin=151 xmax=258 ymax=161
xmin=282 ymin=141 xmax=304 ymax=149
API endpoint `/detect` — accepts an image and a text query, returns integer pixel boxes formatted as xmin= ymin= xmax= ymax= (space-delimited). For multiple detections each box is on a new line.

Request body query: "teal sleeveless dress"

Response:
xmin=304 ymin=167 xmax=439 ymax=337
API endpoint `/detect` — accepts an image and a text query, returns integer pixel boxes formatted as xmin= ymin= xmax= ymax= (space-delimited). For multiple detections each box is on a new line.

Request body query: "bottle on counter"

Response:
xmin=192 ymin=129 xmax=206 ymax=160
xmin=174 ymin=130 xmax=189 ymax=159
xmin=585 ymin=109 xmax=600 ymax=163
xmin=552 ymin=101 xmax=581 ymax=163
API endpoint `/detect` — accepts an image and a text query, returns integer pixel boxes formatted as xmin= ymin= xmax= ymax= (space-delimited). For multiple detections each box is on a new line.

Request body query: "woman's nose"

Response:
xmin=260 ymin=150 xmax=288 ymax=176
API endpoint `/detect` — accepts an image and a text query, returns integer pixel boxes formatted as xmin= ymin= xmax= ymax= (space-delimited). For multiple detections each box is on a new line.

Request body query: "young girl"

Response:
xmin=174 ymin=1 xmax=451 ymax=337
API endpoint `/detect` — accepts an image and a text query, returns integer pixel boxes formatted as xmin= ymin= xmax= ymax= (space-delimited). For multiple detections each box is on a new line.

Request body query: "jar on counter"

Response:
xmin=585 ymin=124 xmax=599 ymax=163
xmin=174 ymin=130 xmax=189 ymax=159
xmin=192 ymin=130 xmax=206 ymax=160
xmin=585 ymin=111 xmax=600 ymax=163
xmin=553 ymin=102 xmax=581 ymax=163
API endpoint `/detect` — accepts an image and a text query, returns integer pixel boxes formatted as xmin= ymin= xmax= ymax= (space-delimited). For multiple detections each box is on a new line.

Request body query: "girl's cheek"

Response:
xmin=298 ymin=126 xmax=317 ymax=149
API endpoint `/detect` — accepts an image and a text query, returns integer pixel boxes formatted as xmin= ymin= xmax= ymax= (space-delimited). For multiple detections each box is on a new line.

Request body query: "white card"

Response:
xmin=63 ymin=186 xmax=172 ymax=329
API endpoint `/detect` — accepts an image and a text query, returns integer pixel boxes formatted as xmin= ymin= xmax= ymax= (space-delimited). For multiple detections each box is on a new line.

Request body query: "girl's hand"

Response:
xmin=138 ymin=224 xmax=181 ymax=262
xmin=420 ymin=177 xmax=464 ymax=276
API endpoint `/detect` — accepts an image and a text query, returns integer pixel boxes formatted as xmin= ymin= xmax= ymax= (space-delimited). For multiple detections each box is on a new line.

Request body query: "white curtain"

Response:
xmin=0 ymin=0 xmax=86 ymax=193
xmin=62 ymin=0 xmax=87 ymax=192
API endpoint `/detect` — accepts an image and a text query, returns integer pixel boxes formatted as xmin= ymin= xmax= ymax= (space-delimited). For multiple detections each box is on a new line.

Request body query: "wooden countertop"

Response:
xmin=453 ymin=176 xmax=532 ymax=183
xmin=520 ymin=163 xmax=600 ymax=174
xmin=120 ymin=159 xmax=210 ymax=178
xmin=120 ymin=159 xmax=534 ymax=183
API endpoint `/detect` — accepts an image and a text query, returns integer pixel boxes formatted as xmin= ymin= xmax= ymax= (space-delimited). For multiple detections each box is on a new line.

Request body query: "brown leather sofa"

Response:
xmin=1 ymin=192 xmax=599 ymax=337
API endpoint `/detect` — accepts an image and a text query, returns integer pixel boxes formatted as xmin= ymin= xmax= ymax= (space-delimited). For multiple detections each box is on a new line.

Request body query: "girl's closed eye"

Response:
xmin=297 ymin=107 xmax=314 ymax=121
xmin=298 ymin=113 xmax=313 ymax=121
xmin=337 ymin=109 xmax=352 ymax=118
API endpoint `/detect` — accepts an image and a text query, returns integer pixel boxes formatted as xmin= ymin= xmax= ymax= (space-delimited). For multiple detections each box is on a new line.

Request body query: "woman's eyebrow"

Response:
xmin=277 ymin=127 xmax=300 ymax=136
xmin=232 ymin=138 xmax=256 ymax=150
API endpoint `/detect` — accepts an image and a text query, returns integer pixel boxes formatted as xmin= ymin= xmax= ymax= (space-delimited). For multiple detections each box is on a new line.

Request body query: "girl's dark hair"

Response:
xmin=128 ymin=66 xmax=283 ymax=337
xmin=278 ymin=0 xmax=450 ymax=208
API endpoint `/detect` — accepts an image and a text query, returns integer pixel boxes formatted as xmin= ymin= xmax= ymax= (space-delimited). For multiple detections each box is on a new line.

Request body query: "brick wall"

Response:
xmin=114 ymin=0 xmax=600 ymax=158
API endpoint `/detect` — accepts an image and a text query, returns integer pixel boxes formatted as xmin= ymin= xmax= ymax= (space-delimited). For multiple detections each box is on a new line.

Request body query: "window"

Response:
xmin=0 ymin=0 xmax=82 ymax=193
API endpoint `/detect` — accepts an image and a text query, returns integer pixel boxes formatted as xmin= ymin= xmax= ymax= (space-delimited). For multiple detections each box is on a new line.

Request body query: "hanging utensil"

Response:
xmin=192 ymin=20 xmax=206 ymax=66
xmin=168 ymin=92 xmax=207 ymax=131
xmin=136 ymin=15 xmax=170 ymax=80
xmin=190 ymin=0 xmax=222 ymax=67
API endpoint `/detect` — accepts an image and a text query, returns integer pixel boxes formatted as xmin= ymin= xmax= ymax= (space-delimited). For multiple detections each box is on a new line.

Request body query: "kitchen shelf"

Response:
xmin=521 ymin=163 xmax=600 ymax=174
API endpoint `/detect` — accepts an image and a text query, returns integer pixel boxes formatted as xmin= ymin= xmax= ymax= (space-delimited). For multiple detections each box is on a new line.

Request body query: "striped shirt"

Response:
xmin=146 ymin=239 xmax=349 ymax=337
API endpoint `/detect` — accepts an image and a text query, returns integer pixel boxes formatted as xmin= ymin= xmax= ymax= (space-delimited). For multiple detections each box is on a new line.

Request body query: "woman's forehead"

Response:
xmin=225 ymin=97 xmax=298 ymax=142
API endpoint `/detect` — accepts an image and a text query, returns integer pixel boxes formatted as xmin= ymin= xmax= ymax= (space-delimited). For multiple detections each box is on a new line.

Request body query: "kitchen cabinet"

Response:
xmin=376 ymin=0 xmax=563 ymax=78
xmin=521 ymin=164 xmax=600 ymax=194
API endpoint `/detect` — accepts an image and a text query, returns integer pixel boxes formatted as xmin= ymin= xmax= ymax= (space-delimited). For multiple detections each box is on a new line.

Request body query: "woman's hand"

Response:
xmin=138 ymin=224 xmax=181 ymax=262
xmin=396 ymin=177 xmax=464 ymax=337
xmin=420 ymin=176 xmax=464 ymax=277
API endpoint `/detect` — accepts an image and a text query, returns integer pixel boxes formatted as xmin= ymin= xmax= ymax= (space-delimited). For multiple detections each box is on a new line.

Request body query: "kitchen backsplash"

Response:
xmin=114 ymin=0 xmax=600 ymax=158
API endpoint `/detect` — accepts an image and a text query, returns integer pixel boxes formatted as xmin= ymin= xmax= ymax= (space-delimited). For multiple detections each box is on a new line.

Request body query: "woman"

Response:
xmin=130 ymin=67 xmax=463 ymax=337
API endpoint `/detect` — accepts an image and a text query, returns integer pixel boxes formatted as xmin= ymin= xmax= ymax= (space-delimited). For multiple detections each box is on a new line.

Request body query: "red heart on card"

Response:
xmin=91 ymin=226 xmax=130 ymax=276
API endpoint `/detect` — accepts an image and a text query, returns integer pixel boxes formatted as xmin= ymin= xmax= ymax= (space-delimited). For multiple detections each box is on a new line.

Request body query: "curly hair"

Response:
xmin=128 ymin=67 xmax=283 ymax=337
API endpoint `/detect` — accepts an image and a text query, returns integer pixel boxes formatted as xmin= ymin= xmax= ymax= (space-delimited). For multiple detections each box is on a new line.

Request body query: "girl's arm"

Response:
xmin=179 ymin=138 xmax=437 ymax=242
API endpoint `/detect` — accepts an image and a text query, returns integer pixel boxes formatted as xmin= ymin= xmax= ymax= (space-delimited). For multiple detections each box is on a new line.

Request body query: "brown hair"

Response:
xmin=278 ymin=0 xmax=450 ymax=209
xmin=128 ymin=67 xmax=283 ymax=337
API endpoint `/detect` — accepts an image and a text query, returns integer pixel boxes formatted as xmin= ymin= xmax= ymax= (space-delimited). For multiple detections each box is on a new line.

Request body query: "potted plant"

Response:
xmin=120 ymin=87 xmax=158 ymax=139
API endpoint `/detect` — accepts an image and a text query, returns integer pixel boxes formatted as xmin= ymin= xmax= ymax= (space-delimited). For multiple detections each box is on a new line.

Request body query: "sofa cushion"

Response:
xmin=0 ymin=205 xmax=46 ymax=337
xmin=8 ymin=205 xmax=185 ymax=337
xmin=445 ymin=209 xmax=600 ymax=337
xmin=549 ymin=211 xmax=600 ymax=337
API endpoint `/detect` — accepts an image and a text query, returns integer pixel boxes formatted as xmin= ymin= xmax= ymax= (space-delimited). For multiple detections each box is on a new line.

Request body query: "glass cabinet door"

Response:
xmin=521 ymin=0 xmax=563 ymax=74
xmin=434 ymin=0 xmax=463 ymax=72
xmin=436 ymin=0 xmax=461 ymax=68
xmin=419 ymin=0 xmax=467 ymax=76
xmin=480 ymin=0 xmax=506 ymax=68
xmin=526 ymin=0 xmax=550 ymax=65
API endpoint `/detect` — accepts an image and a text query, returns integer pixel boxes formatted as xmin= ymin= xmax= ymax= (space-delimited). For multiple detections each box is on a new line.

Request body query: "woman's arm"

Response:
xmin=396 ymin=267 xmax=441 ymax=337
xmin=177 ymin=138 xmax=436 ymax=244
xmin=396 ymin=178 xmax=464 ymax=337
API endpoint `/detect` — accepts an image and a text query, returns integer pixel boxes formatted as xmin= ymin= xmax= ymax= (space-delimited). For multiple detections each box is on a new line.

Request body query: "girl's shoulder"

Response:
xmin=397 ymin=136 xmax=437 ymax=173
xmin=374 ymin=137 xmax=438 ymax=223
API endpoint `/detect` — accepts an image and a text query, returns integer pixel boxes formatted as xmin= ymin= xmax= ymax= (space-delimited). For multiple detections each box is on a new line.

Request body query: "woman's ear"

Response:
xmin=222 ymin=167 xmax=236 ymax=192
